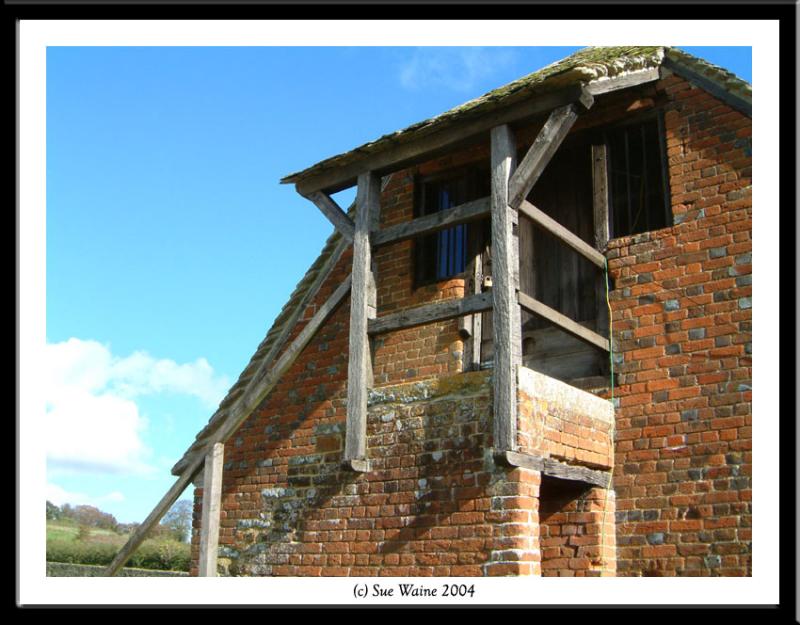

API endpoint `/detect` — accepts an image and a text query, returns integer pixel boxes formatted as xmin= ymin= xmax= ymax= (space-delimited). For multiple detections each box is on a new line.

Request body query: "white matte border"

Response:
xmin=20 ymin=19 xmax=778 ymax=606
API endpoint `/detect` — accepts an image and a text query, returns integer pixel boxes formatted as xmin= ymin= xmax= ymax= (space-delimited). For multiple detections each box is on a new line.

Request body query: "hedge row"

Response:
xmin=46 ymin=539 xmax=190 ymax=571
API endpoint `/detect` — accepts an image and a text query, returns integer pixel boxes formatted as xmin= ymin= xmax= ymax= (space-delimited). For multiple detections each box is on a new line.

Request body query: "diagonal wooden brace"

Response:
xmin=507 ymin=89 xmax=594 ymax=210
xmin=303 ymin=189 xmax=356 ymax=243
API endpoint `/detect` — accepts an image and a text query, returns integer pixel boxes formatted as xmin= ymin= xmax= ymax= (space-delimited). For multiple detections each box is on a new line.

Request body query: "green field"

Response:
xmin=46 ymin=518 xmax=190 ymax=572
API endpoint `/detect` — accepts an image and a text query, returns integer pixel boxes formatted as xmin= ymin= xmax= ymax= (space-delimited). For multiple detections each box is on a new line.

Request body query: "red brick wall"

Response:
xmin=607 ymin=73 xmax=752 ymax=576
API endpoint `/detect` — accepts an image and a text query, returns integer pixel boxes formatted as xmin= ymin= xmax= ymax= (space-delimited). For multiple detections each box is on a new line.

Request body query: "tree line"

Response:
xmin=47 ymin=499 xmax=194 ymax=543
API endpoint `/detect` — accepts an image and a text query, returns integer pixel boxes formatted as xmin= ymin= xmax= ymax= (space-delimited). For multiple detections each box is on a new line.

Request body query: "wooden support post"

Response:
xmin=592 ymin=143 xmax=611 ymax=376
xmin=198 ymin=442 xmax=224 ymax=577
xmin=490 ymin=125 xmax=521 ymax=454
xmin=460 ymin=227 xmax=484 ymax=371
xmin=344 ymin=171 xmax=380 ymax=469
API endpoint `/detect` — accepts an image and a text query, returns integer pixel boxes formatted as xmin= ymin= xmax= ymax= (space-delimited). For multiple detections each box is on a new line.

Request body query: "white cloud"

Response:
xmin=44 ymin=338 xmax=229 ymax=475
xmin=398 ymin=47 xmax=517 ymax=92
xmin=46 ymin=482 xmax=125 ymax=507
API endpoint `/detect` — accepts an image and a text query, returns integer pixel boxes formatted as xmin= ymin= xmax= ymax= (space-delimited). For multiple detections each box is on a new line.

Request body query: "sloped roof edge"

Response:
xmin=280 ymin=46 xmax=751 ymax=189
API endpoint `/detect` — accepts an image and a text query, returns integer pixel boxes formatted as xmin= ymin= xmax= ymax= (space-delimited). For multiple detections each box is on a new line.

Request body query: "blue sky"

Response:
xmin=45 ymin=46 xmax=752 ymax=524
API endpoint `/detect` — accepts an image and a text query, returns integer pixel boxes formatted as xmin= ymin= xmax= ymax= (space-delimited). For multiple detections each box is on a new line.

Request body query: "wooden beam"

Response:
xmin=221 ymin=275 xmax=353 ymax=446
xmin=293 ymin=84 xmax=589 ymax=196
xmin=661 ymin=56 xmax=751 ymax=118
xmin=592 ymin=144 xmax=611 ymax=360
xmin=368 ymin=292 xmax=493 ymax=336
xmin=106 ymin=274 xmax=353 ymax=574
xmin=198 ymin=442 xmax=224 ymax=577
xmin=105 ymin=452 xmax=205 ymax=576
xmin=344 ymin=172 xmax=380 ymax=466
xmin=497 ymin=450 xmax=611 ymax=488
xmin=519 ymin=199 xmax=606 ymax=269
xmin=585 ymin=67 xmax=661 ymax=96
xmin=507 ymin=93 xmax=593 ymax=210
xmin=518 ymin=291 xmax=610 ymax=353
xmin=303 ymin=191 xmax=355 ymax=243
xmin=490 ymin=124 xmax=521 ymax=453
xmin=460 ymin=229 xmax=485 ymax=371
xmin=372 ymin=196 xmax=490 ymax=248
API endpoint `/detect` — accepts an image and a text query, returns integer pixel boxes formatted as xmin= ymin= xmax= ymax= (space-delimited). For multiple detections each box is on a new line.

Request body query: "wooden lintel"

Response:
xmin=293 ymin=85 xmax=588 ymax=196
xmin=519 ymin=199 xmax=606 ymax=269
xmin=518 ymin=291 xmax=610 ymax=353
xmin=303 ymin=190 xmax=355 ymax=243
xmin=497 ymin=450 xmax=612 ymax=488
xmin=198 ymin=442 xmax=224 ymax=577
xmin=344 ymin=172 xmax=380 ymax=464
xmin=372 ymin=196 xmax=490 ymax=248
xmin=368 ymin=292 xmax=493 ymax=336
xmin=507 ymin=99 xmax=589 ymax=210
xmin=490 ymin=124 xmax=521 ymax=454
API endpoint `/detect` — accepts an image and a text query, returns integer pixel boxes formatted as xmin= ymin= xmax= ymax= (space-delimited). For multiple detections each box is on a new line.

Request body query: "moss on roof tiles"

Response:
xmin=281 ymin=46 xmax=666 ymax=186
xmin=281 ymin=45 xmax=752 ymax=188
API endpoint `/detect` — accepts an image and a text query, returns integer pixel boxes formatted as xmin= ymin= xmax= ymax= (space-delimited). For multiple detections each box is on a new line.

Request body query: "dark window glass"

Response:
xmin=607 ymin=116 xmax=671 ymax=237
xmin=414 ymin=168 xmax=489 ymax=287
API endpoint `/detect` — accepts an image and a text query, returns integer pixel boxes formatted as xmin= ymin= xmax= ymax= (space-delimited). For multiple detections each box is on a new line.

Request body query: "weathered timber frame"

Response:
xmin=329 ymin=85 xmax=613 ymax=470
xmin=110 ymin=71 xmax=655 ymax=576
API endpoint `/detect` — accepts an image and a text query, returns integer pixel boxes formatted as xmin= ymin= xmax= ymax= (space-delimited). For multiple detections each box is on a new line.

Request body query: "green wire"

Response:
xmin=605 ymin=256 xmax=614 ymax=408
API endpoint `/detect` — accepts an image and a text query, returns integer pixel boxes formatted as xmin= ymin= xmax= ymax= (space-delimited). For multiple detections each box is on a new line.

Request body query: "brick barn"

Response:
xmin=107 ymin=46 xmax=752 ymax=578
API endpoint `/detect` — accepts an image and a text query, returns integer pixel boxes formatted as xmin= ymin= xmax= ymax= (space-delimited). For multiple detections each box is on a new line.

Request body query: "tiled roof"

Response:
xmin=280 ymin=46 xmax=750 ymax=187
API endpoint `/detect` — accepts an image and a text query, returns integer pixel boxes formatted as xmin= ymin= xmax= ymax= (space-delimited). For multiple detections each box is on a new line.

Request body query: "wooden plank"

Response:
xmin=105 ymin=452 xmax=205 ymax=576
xmin=518 ymin=291 xmax=610 ymax=353
xmin=585 ymin=67 xmax=661 ymax=96
xmin=303 ymin=191 xmax=355 ymax=243
xmin=507 ymin=96 xmax=592 ymax=210
xmin=592 ymin=144 xmax=611 ymax=367
xmin=460 ymin=231 xmax=484 ymax=371
xmin=372 ymin=196 xmax=490 ymax=248
xmin=490 ymin=124 xmax=521 ymax=453
xmin=519 ymin=199 xmax=606 ymax=269
xmin=344 ymin=172 xmax=380 ymax=465
xmin=498 ymin=450 xmax=611 ymax=488
xmin=368 ymin=291 xmax=493 ymax=336
xmin=293 ymin=84 xmax=589 ymax=195
xmin=198 ymin=442 xmax=224 ymax=577
xmin=107 ymin=274 xmax=354 ymax=574
xmin=542 ymin=457 xmax=611 ymax=488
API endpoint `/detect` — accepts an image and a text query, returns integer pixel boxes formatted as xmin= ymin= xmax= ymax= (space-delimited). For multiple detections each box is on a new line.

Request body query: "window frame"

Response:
xmin=601 ymin=109 xmax=673 ymax=239
xmin=412 ymin=163 xmax=490 ymax=289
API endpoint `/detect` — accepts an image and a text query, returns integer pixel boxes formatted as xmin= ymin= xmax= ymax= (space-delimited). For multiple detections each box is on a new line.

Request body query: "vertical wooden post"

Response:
xmin=344 ymin=171 xmax=380 ymax=468
xmin=198 ymin=442 xmax=224 ymax=577
xmin=592 ymin=144 xmax=611 ymax=376
xmin=460 ymin=228 xmax=484 ymax=371
xmin=491 ymin=125 xmax=521 ymax=453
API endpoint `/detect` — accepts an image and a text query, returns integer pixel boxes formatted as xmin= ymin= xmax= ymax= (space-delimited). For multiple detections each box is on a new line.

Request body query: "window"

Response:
xmin=605 ymin=115 xmax=671 ymax=238
xmin=414 ymin=167 xmax=489 ymax=287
